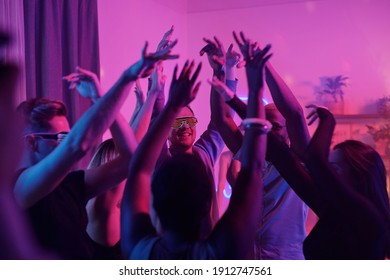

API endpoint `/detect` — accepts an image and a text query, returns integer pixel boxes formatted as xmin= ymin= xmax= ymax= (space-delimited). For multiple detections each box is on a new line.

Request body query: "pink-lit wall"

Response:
xmin=97 ymin=0 xmax=390 ymax=230
xmin=187 ymin=0 xmax=390 ymax=117
xmin=97 ymin=0 xmax=188 ymax=139
xmin=98 ymin=0 xmax=390 ymax=138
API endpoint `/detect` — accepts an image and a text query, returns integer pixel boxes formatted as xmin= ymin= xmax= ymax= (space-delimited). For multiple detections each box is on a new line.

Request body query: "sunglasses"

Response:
xmin=28 ymin=131 xmax=69 ymax=143
xmin=171 ymin=117 xmax=198 ymax=129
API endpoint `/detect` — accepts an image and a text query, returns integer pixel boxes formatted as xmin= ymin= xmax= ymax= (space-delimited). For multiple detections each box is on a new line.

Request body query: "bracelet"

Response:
xmin=242 ymin=118 xmax=272 ymax=134
xmin=226 ymin=94 xmax=238 ymax=104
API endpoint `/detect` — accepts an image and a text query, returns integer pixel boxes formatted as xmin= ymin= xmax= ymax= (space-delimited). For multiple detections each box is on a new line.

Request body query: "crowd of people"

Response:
xmin=1 ymin=27 xmax=389 ymax=260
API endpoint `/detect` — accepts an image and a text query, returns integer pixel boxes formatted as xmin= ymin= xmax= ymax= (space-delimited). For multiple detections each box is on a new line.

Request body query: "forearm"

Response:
xmin=131 ymin=91 xmax=158 ymax=142
xmin=305 ymin=110 xmax=336 ymax=164
xmin=265 ymin=63 xmax=303 ymax=117
xmin=130 ymin=104 xmax=179 ymax=174
xmin=110 ymin=114 xmax=137 ymax=158
xmin=68 ymin=73 xmax=135 ymax=154
xmin=265 ymin=63 xmax=310 ymax=156
xmin=226 ymin=95 xmax=247 ymax=119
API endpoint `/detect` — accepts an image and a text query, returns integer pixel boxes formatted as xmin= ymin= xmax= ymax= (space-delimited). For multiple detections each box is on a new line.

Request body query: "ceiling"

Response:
xmin=155 ymin=0 xmax=327 ymax=13
xmin=187 ymin=0 xmax=326 ymax=13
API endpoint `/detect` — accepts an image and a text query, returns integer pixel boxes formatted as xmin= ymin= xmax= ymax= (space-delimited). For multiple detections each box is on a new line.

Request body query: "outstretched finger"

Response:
xmin=239 ymin=31 xmax=248 ymax=44
xmin=156 ymin=39 xmax=177 ymax=57
xmin=305 ymin=104 xmax=318 ymax=110
xmin=161 ymin=54 xmax=180 ymax=60
xmin=187 ymin=60 xmax=195 ymax=76
xmin=306 ymin=108 xmax=317 ymax=120
xmin=200 ymin=44 xmax=215 ymax=56
xmin=190 ymin=62 xmax=202 ymax=85
xmin=142 ymin=41 xmax=148 ymax=58
xmin=233 ymin=31 xmax=243 ymax=47
xmin=307 ymin=114 xmax=318 ymax=126
xmin=260 ymin=53 xmax=273 ymax=68
xmin=63 ymin=73 xmax=80 ymax=81
xmin=227 ymin=43 xmax=233 ymax=54
xmin=172 ymin=64 xmax=178 ymax=82
xmin=237 ymin=60 xmax=246 ymax=68
xmin=191 ymin=81 xmax=202 ymax=100
xmin=203 ymin=37 xmax=217 ymax=47
xmin=214 ymin=36 xmax=225 ymax=53
xmin=75 ymin=66 xmax=95 ymax=77
xmin=162 ymin=25 xmax=174 ymax=41
xmin=179 ymin=60 xmax=190 ymax=79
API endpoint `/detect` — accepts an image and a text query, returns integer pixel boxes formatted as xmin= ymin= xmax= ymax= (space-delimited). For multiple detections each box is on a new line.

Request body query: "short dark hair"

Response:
xmin=151 ymin=154 xmax=212 ymax=238
xmin=17 ymin=98 xmax=67 ymax=133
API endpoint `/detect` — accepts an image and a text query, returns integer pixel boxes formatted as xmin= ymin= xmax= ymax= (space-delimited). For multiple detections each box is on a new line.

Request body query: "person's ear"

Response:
xmin=25 ymin=134 xmax=38 ymax=152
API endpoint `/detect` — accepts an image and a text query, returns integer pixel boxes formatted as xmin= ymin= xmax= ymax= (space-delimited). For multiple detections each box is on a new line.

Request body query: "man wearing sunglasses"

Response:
xmin=14 ymin=43 xmax=178 ymax=259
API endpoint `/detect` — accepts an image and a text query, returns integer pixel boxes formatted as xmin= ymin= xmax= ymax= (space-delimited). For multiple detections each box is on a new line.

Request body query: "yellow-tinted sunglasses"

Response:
xmin=171 ymin=116 xmax=198 ymax=129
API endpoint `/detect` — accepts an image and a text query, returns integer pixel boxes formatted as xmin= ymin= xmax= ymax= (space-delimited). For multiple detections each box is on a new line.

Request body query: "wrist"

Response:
xmin=225 ymin=66 xmax=235 ymax=81
xmin=213 ymin=68 xmax=225 ymax=80
xmin=242 ymin=118 xmax=272 ymax=134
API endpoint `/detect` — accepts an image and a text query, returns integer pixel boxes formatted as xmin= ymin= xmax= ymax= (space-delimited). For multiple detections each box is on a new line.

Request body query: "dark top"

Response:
xmin=26 ymin=170 xmax=96 ymax=259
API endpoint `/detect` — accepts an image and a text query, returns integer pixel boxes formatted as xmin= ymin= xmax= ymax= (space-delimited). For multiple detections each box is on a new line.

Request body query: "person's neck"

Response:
xmin=169 ymin=146 xmax=193 ymax=155
xmin=160 ymin=230 xmax=199 ymax=250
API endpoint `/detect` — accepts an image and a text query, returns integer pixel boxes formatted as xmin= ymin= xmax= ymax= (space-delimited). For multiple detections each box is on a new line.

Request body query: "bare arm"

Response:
xmin=209 ymin=32 xmax=271 ymax=259
xmin=304 ymin=106 xmax=384 ymax=229
xmin=130 ymin=65 xmax=166 ymax=142
xmin=201 ymin=37 xmax=243 ymax=154
xmin=121 ymin=61 xmax=202 ymax=258
xmin=265 ymin=62 xmax=310 ymax=158
xmin=15 ymin=42 xmax=178 ymax=208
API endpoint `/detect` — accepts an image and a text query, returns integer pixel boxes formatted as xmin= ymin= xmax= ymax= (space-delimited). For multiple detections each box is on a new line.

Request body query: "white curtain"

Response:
xmin=0 ymin=0 xmax=26 ymax=104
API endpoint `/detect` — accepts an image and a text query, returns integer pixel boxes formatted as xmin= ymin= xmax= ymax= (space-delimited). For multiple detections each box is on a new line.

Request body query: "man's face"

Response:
xmin=29 ymin=116 xmax=70 ymax=160
xmin=265 ymin=105 xmax=289 ymax=144
xmin=168 ymin=106 xmax=197 ymax=153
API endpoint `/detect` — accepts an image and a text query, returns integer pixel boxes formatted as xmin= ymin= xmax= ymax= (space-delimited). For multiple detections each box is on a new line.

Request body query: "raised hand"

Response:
xmin=134 ymin=79 xmax=145 ymax=105
xmin=200 ymin=36 xmax=225 ymax=72
xmin=226 ymin=43 xmax=245 ymax=69
xmin=125 ymin=40 xmax=179 ymax=80
xmin=233 ymin=31 xmax=272 ymax=92
xmin=207 ymin=76 xmax=235 ymax=102
xmin=305 ymin=104 xmax=331 ymax=126
xmin=63 ymin=67 xmax=103 ymax=100
xmin=167 ymin=60 xmax=202 ymax=109
xmin=148 ymin=63 xmax=166 ymax=95
xmin=157 ymin=25 xmax=175 ymax=52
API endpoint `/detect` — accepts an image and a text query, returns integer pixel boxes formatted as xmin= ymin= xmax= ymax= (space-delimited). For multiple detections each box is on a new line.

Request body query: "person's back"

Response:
xmin=255 ymin=162 xmax=307 ymax=259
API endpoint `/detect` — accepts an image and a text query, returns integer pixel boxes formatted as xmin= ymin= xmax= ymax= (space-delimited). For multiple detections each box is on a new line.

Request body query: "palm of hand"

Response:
xmin=169 ymin=79 xmax=193 ymax=108
xmin=226 ymin=50 xmax=240 ymax=67
xmin=75 ymin=80 xmax=99 ymax=99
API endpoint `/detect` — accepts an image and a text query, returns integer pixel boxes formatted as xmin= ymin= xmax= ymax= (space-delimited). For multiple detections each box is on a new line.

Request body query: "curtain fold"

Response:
xmin=0 ymin=0 xmax=26 ymax=105
xmin=23 ymin=0 xmax=100 ymax=168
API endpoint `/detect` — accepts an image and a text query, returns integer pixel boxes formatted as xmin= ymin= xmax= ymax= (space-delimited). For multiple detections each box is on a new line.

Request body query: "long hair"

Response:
xmin=88 ymin=139 xmax=118 ymax=168
xmin=334 ymin=140 xmax=390 ymax=256
xmin=17 ymin=98 xmax=67 ymax=133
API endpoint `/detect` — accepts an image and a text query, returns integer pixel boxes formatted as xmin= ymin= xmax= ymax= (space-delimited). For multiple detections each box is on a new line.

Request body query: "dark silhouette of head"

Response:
xmin=151 ymin=153 xmax=212 ymax=240
xmin=333 ymin=140 xmax=390 ymax=257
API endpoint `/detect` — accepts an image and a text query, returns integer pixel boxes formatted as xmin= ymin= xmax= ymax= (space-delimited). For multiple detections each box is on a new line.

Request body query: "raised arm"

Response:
xmin=209 ymin=31 xmax=271 ymax=259
xmin=130 ymin=64 xmax=166 ymax=141
xmin=201 ymin=37 xmax=243 ymax=154
xmin=121 ymin=61 xmax=202 ymax=258
xmin=14 ymin=42 xmax=178 ymax=208
xmin=265 ymin=62 xmax=310 ymax=158
xmin=63 ymin=67 xmax=137 ymax=199
xmin=129 ymin=79 xmax=145 ymax=126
